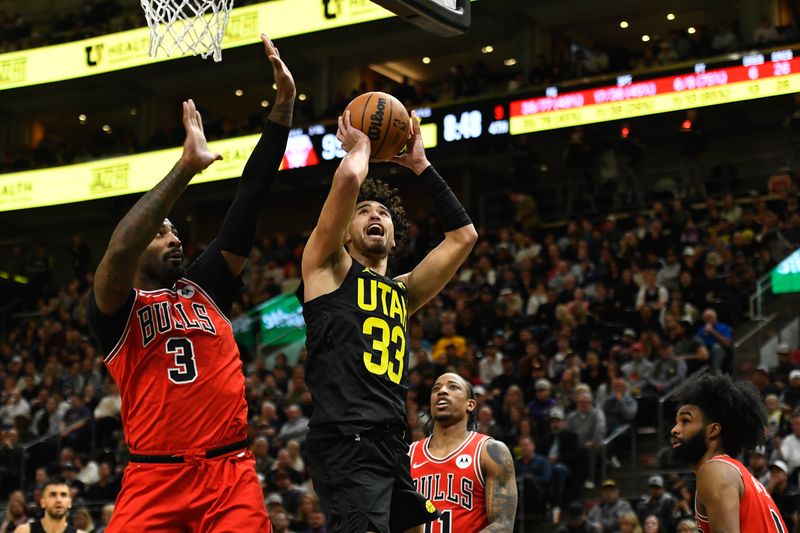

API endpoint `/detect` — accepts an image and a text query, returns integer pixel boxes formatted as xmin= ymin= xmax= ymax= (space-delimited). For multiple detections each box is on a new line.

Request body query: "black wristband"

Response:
xmin=217 ymin=120 xmax=290 ymax=256
xmin=420 ymin=165 xmax=472 ymax=232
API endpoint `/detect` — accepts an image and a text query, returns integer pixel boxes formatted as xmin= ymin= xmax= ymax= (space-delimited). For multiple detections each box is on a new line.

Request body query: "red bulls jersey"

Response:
xmin=88 ymin=244 xmax=247 ymax=454
xmin=410 ymin=431 xmax=491 ymax=533
xmin=695 ymin=455 xmax=788 ymax=533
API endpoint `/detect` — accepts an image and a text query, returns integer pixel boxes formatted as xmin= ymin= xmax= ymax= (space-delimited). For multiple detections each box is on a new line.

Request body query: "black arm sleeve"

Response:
xmin=186 ymin=240 xmax=244 ymax=317
xmin=87 ymin=289 xmax=136 ymax=357
xmin=216 ymin=120 xmax=290 ymax=257
xmin=419 ymin=165 xmax=472 ymax=232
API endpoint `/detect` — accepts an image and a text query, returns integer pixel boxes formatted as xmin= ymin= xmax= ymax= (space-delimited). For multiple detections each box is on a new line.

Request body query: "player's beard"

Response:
xmin=45 ymin=507 xmax=67 ymax=520
xmin=671 ymin=427 xmax=708 ymax=465
xmin=162 ymin=261 xmax=186 ymax=285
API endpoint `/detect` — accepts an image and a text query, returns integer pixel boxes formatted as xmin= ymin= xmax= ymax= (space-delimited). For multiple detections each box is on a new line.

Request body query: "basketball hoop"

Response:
xmin=140 ymin=0 xmax=234 ymax=62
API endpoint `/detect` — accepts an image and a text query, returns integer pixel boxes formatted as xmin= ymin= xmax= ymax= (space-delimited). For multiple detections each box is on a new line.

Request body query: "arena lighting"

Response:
xmin=621 ymin=126 xmax=630 ymax=138
xmin=688 ymin=27 xmax=696 ymax=34
xmin=667 ymin=13 xmax=676 ymax=21
xmin=0 ymin=0 xmax=404 ymax=91
xmin=509 ymin=51 xmax=800 ymax=134
xmin=503 ymin=58 xmax=517 ymax=66
xmin=422 ymin=56 xmax=431 ymax=64
xmin=681 ymin=119 xmax=693 ymax=130
xmin=234 ymin=89 xmax=244 ymax=96
xmin=260 ymin=100 xmax=269 ymax=108
xmin=481 ymin=45 xmax=494 ymax=53
xmin=619 ymin=21 xmax=629 ymax=29
xmin=298 ymin=93 xmax=307 ymax=101
xmin=102 ymin=124 xmax=112 ymax=133
xmin=129 ymin=108 xmax=138 ymax=116
xmin=642 ymin=34 xmax=651 ymax=42
xmin=78 ymin=114 xmax=87 ymax=123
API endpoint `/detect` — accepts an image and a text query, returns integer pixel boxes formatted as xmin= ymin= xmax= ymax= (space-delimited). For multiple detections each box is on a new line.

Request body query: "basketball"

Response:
xmin=344 ymin=92 xmax=412 ymax=162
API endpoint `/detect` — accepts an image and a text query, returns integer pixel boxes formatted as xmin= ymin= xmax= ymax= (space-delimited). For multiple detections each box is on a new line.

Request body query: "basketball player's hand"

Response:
xmin=336 ymin=110 xmax=370 ymax=153
xmin=179 ymin=99 xmax=222 ymax=174
xmin=261 ymin=34 xmax=295 ymax=103
xmin=391 ymin=110 xmax=430 ymax=175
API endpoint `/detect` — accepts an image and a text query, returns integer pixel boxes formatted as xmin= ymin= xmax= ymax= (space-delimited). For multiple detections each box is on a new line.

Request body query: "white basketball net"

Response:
xmin=140 ymin=0 xmax=234 ymax=62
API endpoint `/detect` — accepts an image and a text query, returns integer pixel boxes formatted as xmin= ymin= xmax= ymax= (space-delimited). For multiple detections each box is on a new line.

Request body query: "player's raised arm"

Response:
xmin=479 ymin=439 xmax=518 ymax=532
xmin=392 ymin=112 xmax=478 ymax=314
xmin=93 ymin=99 xmax=221 ymax=315
xmin=697 ymin=460 xmax=742 ymax=533
xmin=215 ymin=33 xmax=295 ymax=277
xmin=301 ymin=111 xmax=371 ymax=297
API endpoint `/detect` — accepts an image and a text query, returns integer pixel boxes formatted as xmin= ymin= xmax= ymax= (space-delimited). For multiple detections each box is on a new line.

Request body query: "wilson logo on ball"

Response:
xmin=367 ymin=97 xmax=387 ymax=140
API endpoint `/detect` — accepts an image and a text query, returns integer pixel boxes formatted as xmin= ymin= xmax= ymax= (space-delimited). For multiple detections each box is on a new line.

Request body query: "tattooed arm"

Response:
xmin=479 ymin=439 xmax=518 ymax=532
xmin=93 ymin=99 xmax=221 ymax=315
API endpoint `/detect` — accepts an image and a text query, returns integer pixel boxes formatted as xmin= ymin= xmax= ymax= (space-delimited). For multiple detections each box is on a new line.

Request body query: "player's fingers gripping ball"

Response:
xmin=344 ymin=92 xmax=412 ymax=162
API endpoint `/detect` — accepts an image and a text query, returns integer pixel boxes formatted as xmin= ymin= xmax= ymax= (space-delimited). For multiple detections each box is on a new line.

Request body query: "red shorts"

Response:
xmin=106 ymin=449 xmax=270 ymax=532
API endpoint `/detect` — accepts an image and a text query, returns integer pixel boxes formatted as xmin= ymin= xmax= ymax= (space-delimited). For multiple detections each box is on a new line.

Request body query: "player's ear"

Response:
xmin=466 ymin=398 xmax=476 ymax=415
xmin=706 ymin=422 xmax=721 ymax=440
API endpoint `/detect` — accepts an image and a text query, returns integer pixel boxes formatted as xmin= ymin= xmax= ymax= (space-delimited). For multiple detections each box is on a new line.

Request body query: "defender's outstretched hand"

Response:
xmin=337 ymin=110 xmax=370 ymax=153
xmin=391 ymin=110 xmax=430 ymax=175
xmin=261 ymin=34 xmax=296 ymax=103
xmin=180 ymin=99 xmax=222 ymax=174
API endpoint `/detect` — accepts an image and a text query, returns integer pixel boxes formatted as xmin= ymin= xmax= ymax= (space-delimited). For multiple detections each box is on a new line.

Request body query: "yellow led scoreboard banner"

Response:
xmin=0 ymin=0 xmax=395 ymax=90
xmin=0 ymin=122 xmax=438 ymax=212
xmin=510 ymin=50 xmax=800 ymax=134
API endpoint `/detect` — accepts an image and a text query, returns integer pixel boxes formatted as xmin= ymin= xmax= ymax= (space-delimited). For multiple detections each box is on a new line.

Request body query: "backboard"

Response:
xmin=371 ymin=0 xmax=470 ymax=37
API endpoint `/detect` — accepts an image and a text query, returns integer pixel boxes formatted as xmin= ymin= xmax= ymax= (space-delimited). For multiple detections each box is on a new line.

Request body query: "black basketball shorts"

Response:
xmin=307 ymin=426 xmax=439 ymax=533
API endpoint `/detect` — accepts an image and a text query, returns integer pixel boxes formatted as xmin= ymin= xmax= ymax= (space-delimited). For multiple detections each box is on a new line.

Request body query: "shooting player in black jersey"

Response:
xmin=298 ymin=110 xmax=478 ymax=533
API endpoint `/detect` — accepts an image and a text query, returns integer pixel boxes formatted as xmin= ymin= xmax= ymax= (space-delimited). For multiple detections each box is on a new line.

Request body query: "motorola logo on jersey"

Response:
xmin=456 ymin=454 xmax=472 ymax=469
xmin=138 ymin=301 xmax=216 ymax=348
xmin=180 ymin=285 xmax=195 ymax=298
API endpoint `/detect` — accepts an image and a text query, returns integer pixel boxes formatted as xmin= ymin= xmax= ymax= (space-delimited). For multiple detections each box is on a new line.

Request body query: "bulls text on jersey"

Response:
xmin=137 ymin=301 xmax=216 ymax=347
xmin=414 ymin=473 xmax=474 ymax=510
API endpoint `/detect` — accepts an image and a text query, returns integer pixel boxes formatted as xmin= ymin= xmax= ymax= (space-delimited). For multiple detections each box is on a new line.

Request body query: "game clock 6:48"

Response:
xmin=443 ymin=110 xmax=482 ymax=142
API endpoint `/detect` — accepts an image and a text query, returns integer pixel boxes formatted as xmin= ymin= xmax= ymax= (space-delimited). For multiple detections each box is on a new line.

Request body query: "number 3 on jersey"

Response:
xmin=362 ymin=317 xmax=405 ymax=384
xmin=166 ymin=337 xmax=198 ymax=384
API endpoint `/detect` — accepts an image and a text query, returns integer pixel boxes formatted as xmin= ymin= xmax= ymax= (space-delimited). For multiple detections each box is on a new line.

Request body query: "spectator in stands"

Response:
xmin=84 ymin=462 xmax=119 ymax=504
xmin=72 ymin=506 xmax=94 ymax=532
xmin=476 ymin=405 xmax=503 ymax=440
xmin=94 ymin=503 xmax=114 ymax=533
xmin=621 ymin=343 xmax=653 ymax=398
xmin=602 ymin=378 xmax=636 ymax=469
xmin=619 ymin=512 xmax=643 ymax=533
xmin=515 ymin=436 xmax=550 ymax=516
xmin=539 ymin=407 xmax=578 ymax=512
xmin=270 ymin=510 xmax=292 ymax=533
xmin=636 ymin=475 xmax=675 ymax=531
xmin=779 ymin=412 xmax=800 ymax=474
xmin=566 ymin=392 xmax=606 ymax=490
xmin=587 ymin=479 xmax=634 ymax=533
xmin=277 ymin=404 xmax=309 ymax=444
xmin=773 ymin=343 xmax=795 ymax=389
xmin=647 ymin=342 xmax=687 ymax=396
xmin=431 ymin=323 xmax=467 ymax=363
xmin=766 ymin=460 xmax=800 ymax=530
xmin=479 ymin=341 xmax=504 ymax=385
xmin=0 ymin=390 xmax=29 ymax=427
xmin=558 ymin=502 xmax=599 ymax=533
xmin=0 ymin=428 xmax=23 ymax=496
xmin=695 ymin=308 xmax=732 ymax=373
xmin=784 ymin=370 xmax=800 ymax=409
xmin=753 ymin=17 xmax=780 ymax=45
xmin=0 ymin=490 xmax=30 ymax=532
xmin=748 ymin=445 xmax=771 ymax=486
